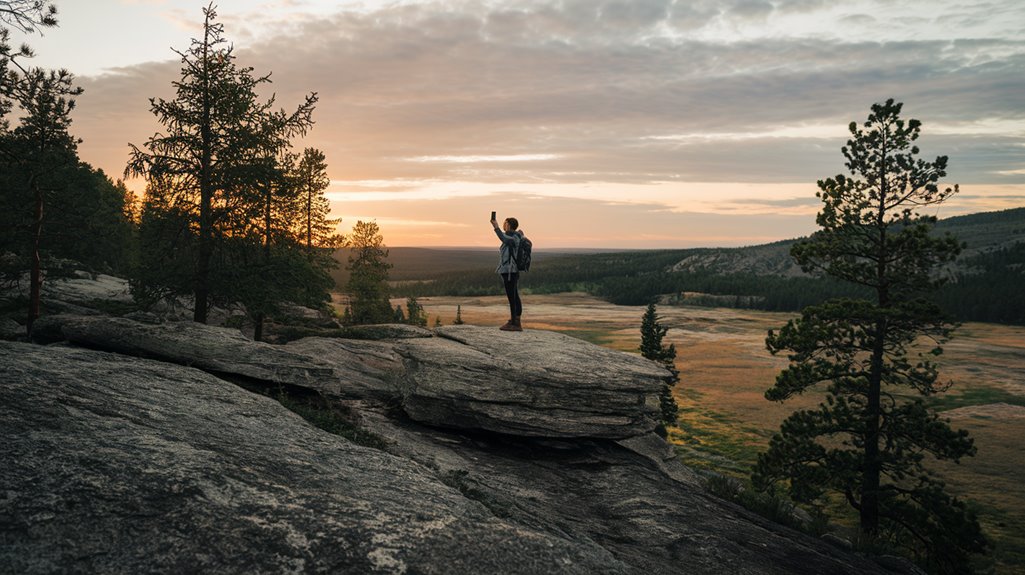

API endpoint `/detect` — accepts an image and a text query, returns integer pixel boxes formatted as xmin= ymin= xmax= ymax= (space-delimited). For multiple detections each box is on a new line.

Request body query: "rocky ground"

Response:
xmin=0 ymin=275 xmax=923 ymax=574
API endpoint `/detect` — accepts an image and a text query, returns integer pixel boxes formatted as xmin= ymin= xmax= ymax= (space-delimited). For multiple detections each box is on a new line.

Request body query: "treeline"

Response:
xmin=392 ymin=250 xmax=698 ymax=298
xmin=126 ymin=6 xmax=341 ymax=341
xmin=2 ymin=4 xmax=341 ymax=340
xmin=591 ymin=271 xmax=870 ymax=309
xmin=1 ymin=4 xmax=136 ymax=330
xmin=934 ymin=242 xmax=1025 ymax=324
xmin=0 ymin=163 xmax=135 ymax=279
xmin=392 ymin=245 xmax=1025 ymax=325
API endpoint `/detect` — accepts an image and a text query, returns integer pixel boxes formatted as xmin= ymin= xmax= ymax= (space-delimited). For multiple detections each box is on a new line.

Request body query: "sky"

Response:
xmin=9 ymin=0 xmax=1025 ymax=248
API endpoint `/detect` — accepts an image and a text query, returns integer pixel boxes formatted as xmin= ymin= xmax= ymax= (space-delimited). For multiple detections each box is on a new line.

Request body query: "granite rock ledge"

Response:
xmin=36 ymin=316 xmax=670 ymax=440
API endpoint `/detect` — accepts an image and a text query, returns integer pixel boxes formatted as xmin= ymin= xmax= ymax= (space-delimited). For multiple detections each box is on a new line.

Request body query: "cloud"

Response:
xmin=727 ymin=196 xmax=822 ymax=208
xmin=407 ymin=154 xmax=560 ymax=163
xmin=334 ymin=191 xmax=817 ymax=247
xmin=228 ymin=3 xmax=1025 ymax=182
xmin=65 ymin=0 xmax=1025 ymax=246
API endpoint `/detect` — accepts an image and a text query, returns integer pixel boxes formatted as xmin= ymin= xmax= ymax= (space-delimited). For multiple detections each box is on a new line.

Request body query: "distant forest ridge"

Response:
xmin=334 ymin=207 xmax=1025 ymax=325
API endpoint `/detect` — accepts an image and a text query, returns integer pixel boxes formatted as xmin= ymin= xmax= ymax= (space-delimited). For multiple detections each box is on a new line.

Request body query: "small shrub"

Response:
xmin=273 ymin=387 xmax=388 ymax=450
xmin=704 ymin=473 xmax=743 ymax=501
xmin=703 ymin=473 xmax=808 ymax=532
xmin=737 ymin=488 xmax=800 ymax=529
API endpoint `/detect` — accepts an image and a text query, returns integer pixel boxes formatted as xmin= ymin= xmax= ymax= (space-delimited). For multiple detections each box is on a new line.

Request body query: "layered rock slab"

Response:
xmin=392 ymin=326 xmax=670 ymax=439
xmin=357 ymin=411 xmax=900 ymax=575
xmin=35 ymin=314 xmax=335 ymax=388
xmin=36 ymin=316 xmax=670 ymax=440
xmin=0 ymin=341 xmax=625 ymax=574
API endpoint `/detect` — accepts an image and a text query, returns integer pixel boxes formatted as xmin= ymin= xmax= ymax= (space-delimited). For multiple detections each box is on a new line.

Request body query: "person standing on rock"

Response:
xmin=491 ymin=214 xmax=524 ymax=331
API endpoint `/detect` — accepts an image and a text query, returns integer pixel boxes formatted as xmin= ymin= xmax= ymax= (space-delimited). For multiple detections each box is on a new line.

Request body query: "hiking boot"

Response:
xmin=500 ymin=316 xmax=523 ymax=331
xmin=505 ymin=316 xmax=523 ymax=332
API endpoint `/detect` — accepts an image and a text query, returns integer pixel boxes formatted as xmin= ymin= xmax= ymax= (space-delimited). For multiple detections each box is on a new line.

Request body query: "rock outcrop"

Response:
xmin=0 ymin=342 xmax=623 ymax=574
xmin=0 ymin=337 xmax=904 ymax=574
xmin=41 ymin=314 xmax=335 ymax=388
xmin=40 ymin=271 xmax=134 ymax=306
xmin=36 ymin=316 xmax=667 ymax=439
xmin=1 ymin=312 xmax=914 ymax=574
xmin=356 ymin=409 xmax=899 ymax=575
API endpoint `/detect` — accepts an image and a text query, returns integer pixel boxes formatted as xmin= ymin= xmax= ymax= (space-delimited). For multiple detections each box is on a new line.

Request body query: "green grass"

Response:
xmin=966 ymin=500 xmax=1025 ymax=574
xmin=560 ymin=328 xmax=616 ymax=346
xmin=668 ymin=404 xmax=767 ymax=475
xmin=925 ymin=386 xmax=1025 ymax=412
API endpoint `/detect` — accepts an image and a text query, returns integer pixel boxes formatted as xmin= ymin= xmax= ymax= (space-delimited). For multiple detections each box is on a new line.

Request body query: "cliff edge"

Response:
xmin=1 ymin=316 xmax=912 ymax=574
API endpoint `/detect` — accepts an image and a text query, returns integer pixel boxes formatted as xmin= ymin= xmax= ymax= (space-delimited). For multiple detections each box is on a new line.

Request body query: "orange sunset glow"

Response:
xmin=14 ymin=0 xmax=1025 ymax=247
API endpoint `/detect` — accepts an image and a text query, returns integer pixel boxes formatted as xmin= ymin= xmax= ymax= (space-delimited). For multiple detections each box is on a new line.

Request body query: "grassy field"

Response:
xmin=401 ymin=292 xmax=1025 ymax=574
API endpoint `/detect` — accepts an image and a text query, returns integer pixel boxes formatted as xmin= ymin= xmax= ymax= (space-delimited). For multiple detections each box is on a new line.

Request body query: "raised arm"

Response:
xmin=491 ymin=218 xmax=518 ymax=245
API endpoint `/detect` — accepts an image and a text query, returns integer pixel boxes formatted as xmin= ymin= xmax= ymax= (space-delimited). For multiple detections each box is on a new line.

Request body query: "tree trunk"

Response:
xmin=860 ymin=138 xmax=889 ymax=536
xmin=861 ymin=321 xmax=885 ymax=535
xmin=253 ymin=183 xmax=273 ymax=343
xmin=27 ymin=179 xmax=43 ymax=336
xmin=306 ymin=188 xmax=313 ymax=254
xmin=254 ymin=312 xmax=264 ymax=342
xmin=195 ymin=183 xmax=212 ymax=324
xmin=194 ymin=11 xmax=214 ymax=324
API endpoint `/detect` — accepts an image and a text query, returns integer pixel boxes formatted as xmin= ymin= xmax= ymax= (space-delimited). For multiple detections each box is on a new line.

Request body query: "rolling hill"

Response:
xmin=667 ymin=207 xmax=1025 ymax=277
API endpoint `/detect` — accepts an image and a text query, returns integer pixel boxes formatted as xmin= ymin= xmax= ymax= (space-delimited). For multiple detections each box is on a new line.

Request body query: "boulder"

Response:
xmin=0 ymin=341 xmax=625 ymax=574
xmin=394 ymin=325 xmax=668 ymax=439
xmin=0 ymin=317 xmax=22 ymax=340
xmin=41 ymin=271 xmax=134 ymax=305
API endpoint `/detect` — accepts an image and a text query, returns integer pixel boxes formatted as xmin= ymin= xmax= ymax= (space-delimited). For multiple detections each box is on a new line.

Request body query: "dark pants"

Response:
xmin=502 ymin=273 xmax=522 ymax=318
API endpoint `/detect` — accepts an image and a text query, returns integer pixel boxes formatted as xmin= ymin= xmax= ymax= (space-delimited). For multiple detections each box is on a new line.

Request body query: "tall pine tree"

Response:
xmin=291 ymin=147 xmax=338 ymax=253
xmin=126 ymin=3 xmax=316 ymax=324
xmin=0 ymin=2 xmax=84 ymax=334
xmin=753 ymin=100 xmax=987 ymax=572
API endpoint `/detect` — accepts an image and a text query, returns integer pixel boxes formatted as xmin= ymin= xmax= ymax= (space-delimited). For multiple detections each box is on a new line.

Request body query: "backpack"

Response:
xmin=514 ymin=234 xmax=532 ymax=272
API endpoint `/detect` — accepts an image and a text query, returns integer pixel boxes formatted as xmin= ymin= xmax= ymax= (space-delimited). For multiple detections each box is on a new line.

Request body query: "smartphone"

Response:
xmin=490 ymin=211 xmax=496 ymax=221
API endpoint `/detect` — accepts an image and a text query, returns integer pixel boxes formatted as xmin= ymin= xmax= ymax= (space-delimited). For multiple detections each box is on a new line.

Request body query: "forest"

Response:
xmin=1 ymin=4 xmax=340 ymax=341
xmin=387 ymin=212 xmax=1025 ymax=326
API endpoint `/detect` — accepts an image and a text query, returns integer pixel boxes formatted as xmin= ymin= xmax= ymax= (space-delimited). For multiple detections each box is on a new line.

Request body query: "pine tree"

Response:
xmin=345 ymin=220 xmax=392 ymax=324
xmin=126 ymin=3 xmax=316 ymax=324
xmin=290 ymin=147 xmax=339 ymax=253
xmin=639 ymin=302 xmax=679 ymax=431
xmin=245 ymin=151 xmax=336 ymax=341
xmin=753 ymin=100 xmax=987 ymax=572
xmin=405 ymin=296 xmax=427 ymax=327
xmin=0 ymin=2 xmax=57 ymax=37
xmin=0 ymin=1 xmax=82 ymax=334
xmin=454 ymin=305 xmax=465 ymax=325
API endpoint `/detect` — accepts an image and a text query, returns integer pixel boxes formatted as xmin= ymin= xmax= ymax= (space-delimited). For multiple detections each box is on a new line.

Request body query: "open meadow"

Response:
xmin=399 ymin=292 xmax=1025 ymax=574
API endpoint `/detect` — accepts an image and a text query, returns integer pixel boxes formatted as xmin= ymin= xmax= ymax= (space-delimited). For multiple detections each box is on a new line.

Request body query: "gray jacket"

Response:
xmin=494 ymin=228 xmax=523 ymax=274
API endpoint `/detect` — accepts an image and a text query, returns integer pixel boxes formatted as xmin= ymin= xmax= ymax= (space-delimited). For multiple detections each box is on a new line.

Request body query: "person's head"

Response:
xmin=503 ymin=217 xmax=519 ymax=232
